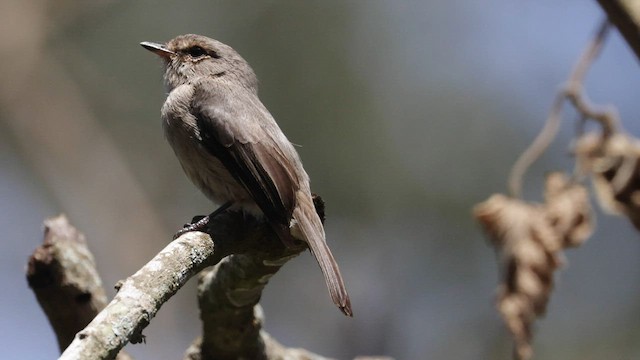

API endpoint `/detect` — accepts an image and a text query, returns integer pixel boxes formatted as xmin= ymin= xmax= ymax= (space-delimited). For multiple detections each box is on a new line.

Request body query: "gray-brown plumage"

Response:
xmin=141 ymin=34 xmax=352 ymax=316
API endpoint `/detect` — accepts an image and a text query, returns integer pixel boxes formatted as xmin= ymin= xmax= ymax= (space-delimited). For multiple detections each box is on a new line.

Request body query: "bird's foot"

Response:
xmin=172 ymin=202 xmax=233 ymax=240
xmin=173 ymin=215 xmax=211 ymax=240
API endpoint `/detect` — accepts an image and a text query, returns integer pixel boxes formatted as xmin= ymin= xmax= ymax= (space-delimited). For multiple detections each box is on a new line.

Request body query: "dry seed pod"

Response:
xmin=474 ymin=194 xmax=562 ymax=360
xmin=544 ymin=172 xmax=594 ymax=247
xmin=575 ymin=132 xmax=640 ymax=230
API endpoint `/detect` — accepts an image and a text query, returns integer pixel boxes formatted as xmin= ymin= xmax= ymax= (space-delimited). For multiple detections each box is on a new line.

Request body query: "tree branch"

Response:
xmin=597 ymin=0 xmax=640 ymax=62
xmin=56 ymin=196 xmax=338 ymax=360
xmin=39 ymin=192 xmax=360 ymax=360
xmin=188 ymin=247 xmax=308 ymax=359
xmin=57 ymin=228 xmax=222 ymax=360
xmin=27 ymin=215 xmax=132 ymax=360
xmin=184 ymin=194 xmax=333 ymax=359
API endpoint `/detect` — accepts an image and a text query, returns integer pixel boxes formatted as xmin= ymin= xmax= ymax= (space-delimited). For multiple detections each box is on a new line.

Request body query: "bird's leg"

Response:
xmin=173 ymin=201 xmax=233 ymax=240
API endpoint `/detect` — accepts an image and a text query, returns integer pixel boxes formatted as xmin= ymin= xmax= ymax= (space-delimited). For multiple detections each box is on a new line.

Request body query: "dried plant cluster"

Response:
xmin=575 ymin=132 xmax=640 ymax=230
xmin=474 ymin=173 xmax=593 ymax=360
xmin=476 ymin=128 xmax=640 ymax=359
xmin=474 ymin=20 xmax=640 ymax=360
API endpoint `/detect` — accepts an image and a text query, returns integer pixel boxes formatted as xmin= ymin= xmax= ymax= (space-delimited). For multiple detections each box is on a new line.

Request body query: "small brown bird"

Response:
xmin=141 ymin=34 xmax=352 ymax=316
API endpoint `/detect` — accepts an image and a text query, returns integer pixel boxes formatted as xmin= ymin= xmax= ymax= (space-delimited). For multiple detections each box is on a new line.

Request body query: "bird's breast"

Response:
xmin=161 ymin=87 xmax=254 ymax=208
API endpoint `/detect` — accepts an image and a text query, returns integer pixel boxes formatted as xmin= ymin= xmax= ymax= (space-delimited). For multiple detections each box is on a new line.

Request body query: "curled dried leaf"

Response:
xmin=575 ymin=132 xmax=640 ymax=229
xmin=544 ymin=172 xmax=594 ymax=247
xmin=474 ymin=181 xmax=593 ymax=360
xmin=474 ymin=195 xmax=560 ymax=360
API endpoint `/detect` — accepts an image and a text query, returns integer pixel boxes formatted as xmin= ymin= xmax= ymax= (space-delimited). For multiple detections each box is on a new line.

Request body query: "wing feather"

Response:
xmin=192 ymin=81 xmax=298 ymax=226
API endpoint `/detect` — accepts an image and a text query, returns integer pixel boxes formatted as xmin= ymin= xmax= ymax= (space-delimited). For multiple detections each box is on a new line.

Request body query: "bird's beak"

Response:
xmin=140 ymin=41 xmax=175 ymax=59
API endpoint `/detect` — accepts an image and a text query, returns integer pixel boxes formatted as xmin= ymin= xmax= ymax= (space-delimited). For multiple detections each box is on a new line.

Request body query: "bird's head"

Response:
xmin=141 ymin=34 xmax=258 ymax=93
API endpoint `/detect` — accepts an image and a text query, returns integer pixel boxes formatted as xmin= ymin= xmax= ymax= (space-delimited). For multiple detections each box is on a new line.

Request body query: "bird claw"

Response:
xmin=173 ymin=215 xmax=211 ymax=240
xmin=172 ymin=203 xmax=233 ymax=240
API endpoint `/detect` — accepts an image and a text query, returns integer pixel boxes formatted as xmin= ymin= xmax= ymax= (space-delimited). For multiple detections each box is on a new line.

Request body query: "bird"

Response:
xmin=141 ymin=34 xmax=352 ymax=316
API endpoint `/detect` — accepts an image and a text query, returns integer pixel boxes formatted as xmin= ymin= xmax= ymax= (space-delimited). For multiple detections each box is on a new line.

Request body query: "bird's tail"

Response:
xmin=293 ymin=192 xmax=352 ymax=317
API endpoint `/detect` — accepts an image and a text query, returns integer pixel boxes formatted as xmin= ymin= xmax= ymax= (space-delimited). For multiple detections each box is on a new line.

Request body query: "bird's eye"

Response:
xmin=187 ymin=46 xmax=207 ymax=58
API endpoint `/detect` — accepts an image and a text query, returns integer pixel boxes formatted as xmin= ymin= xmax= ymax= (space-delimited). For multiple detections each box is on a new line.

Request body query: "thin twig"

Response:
xmin=508 ymin=20 xmax=612 ymax=198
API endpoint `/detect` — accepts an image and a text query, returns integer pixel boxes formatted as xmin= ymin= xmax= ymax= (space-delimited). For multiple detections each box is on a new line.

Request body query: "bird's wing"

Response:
xmin=191 ymin=81 xmax=299 ymax=226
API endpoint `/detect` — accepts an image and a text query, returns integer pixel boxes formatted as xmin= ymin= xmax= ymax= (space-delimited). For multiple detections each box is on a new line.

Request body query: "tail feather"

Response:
xmin=293 ymin=193 xmax=352 ymax=317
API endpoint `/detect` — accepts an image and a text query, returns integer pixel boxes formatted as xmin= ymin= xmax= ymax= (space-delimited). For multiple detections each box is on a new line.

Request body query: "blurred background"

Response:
xmin=2 ymin=1 xmax=640 ymax=359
